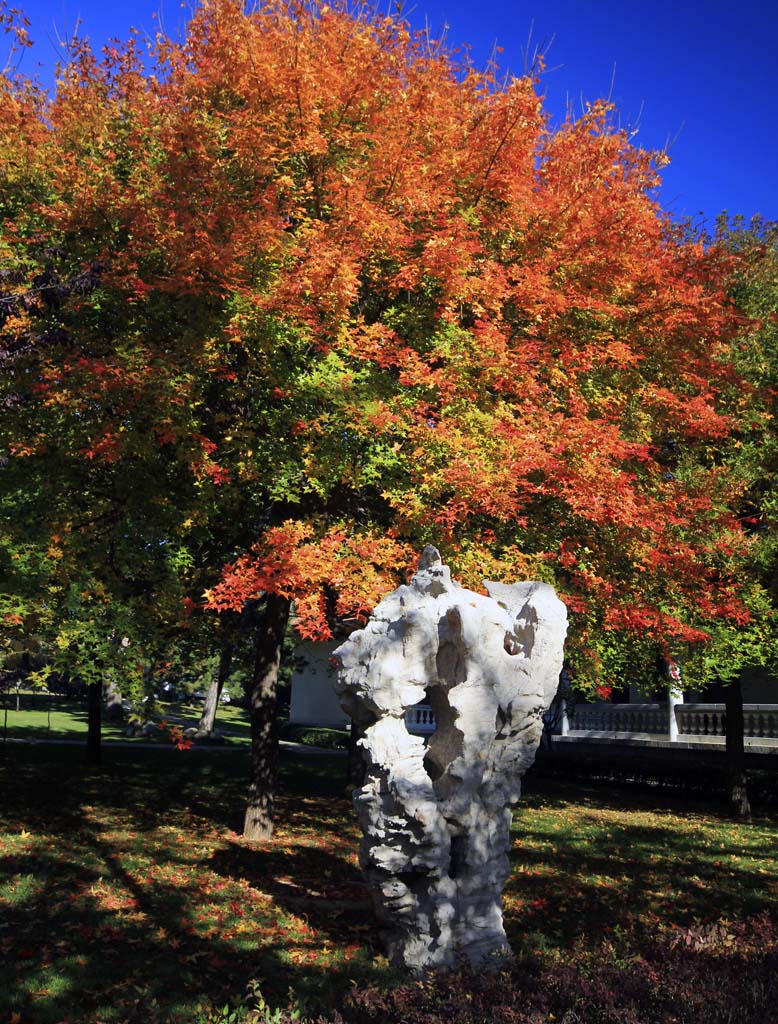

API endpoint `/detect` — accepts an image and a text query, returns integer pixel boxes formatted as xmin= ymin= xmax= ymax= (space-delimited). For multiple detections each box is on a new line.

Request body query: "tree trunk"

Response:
xmin=243 ymin=594 xmax=291 ymax=840
xmin=104 ymin=676 xmax=124 ymax=723
xmin=19 ymin=652 xmax=30 ymax=711
xmin=197 ymin=644 xmax=233 ymax=736
xmin=86 ymin=681 xmax=102 ymax=765
xmin=725 ymin=676 xmax=751 ymax=820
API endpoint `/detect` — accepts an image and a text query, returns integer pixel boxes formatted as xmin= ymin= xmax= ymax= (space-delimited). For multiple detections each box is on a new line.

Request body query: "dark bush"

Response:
xmin=322 ymin=913 xmax=778 ymax=1024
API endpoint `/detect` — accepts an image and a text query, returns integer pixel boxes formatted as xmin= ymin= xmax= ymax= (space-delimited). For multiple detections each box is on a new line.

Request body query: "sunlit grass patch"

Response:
xmin=508 ymin=781 xmax=778 ymax=956
xmin=0 ymin=692 xmax=253 ymax=745
xmin=0 ymin=746 xmax=776 ymax=1022
xmin=0 ymin=745 xmax=372 ymax=1022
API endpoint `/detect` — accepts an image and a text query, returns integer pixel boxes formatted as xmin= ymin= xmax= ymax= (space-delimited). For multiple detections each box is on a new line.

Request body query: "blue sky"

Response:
xmin=11 ymin=0 xmax=778 ymax=229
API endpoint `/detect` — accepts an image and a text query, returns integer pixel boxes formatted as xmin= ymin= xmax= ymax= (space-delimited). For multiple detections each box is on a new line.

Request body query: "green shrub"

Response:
xmin=196 ymin=979 xmax=303 ymax=1024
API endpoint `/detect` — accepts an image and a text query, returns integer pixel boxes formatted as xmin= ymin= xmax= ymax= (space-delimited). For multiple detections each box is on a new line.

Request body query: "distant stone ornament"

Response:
xmin=334 ymin=546 xmax=568 ymax=971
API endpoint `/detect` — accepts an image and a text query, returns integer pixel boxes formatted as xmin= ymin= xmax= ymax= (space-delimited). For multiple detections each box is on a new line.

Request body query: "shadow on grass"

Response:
xmin=1 ymin=743 xmax=775 ymax=1023
xmin=0 ymin=744 xmax=378 ymax=1023
xmin=208 ymin=841 xmax=373 ymax=940
xmin=0 ymin=841 xmax=378 ymax=1023
xmin=507 ymin=779 xmax=778 ymax=953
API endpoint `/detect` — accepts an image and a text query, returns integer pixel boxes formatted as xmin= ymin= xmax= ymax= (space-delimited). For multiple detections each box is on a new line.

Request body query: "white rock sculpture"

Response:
xmin=333 ymin=546 xmax=567 ymax=971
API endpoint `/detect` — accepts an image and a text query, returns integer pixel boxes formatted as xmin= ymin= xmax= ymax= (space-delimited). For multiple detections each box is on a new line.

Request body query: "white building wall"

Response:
xmin=288 ymin=639 xmax=350 ymax=728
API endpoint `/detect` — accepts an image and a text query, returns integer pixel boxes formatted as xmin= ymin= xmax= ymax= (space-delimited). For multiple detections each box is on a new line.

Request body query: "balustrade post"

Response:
xmin=668 ymin=687 xmax=683 ymax=741
xmin=662 ymin=657 xmax=684 ymax=741
xmin=560 ymin=698 xmax=569 ymax=736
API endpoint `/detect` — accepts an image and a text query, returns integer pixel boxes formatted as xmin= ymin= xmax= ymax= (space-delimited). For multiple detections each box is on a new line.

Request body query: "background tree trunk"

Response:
xmin=86 ymin=681 xmax=102 ymax=764
xmin=19 ymin=652 xmax=30 ymax=711
xmin=243 ymin=594 xmax=291 ymax=840
xmin=104 ymin=676 xmax=124 ymax=723
xmin=197 ymin=644 xmax=233 ymax=736
xmin=725 ymin=677 xmax=751 ymax=819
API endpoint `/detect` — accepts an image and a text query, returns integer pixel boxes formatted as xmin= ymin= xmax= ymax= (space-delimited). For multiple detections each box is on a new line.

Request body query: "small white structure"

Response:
xmin=288 ymin=639 xmax=350 ymax=729
xmin=290 ymin=640 xmax=439 ymax=735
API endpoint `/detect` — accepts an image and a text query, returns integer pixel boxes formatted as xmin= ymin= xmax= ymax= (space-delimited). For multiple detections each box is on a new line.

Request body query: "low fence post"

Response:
xmin=560 ymin=698 xmax=570 ymax=736
xmin=668 ymin=688 xmax=683 ymax=741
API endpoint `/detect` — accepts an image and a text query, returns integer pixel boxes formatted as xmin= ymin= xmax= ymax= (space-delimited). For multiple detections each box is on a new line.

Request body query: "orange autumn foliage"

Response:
xmin=205 ymin=522 xmax=414 ymax=640
xmin=0 ymin=0 xmax=758 ymax=672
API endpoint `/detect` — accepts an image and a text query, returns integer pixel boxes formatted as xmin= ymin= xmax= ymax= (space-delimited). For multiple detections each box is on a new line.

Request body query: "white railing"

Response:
xmin=563 ymin=701 xmax=778 ymax=745
xmin=677 ymin=703 xmax=778 ymax=740
xmin=675 ymin=704 xmax=725 ymax=737
xmin=569 ymin=702 xmax=666 ymax=735
xmin=744 ymin=704 xmax=778 ymax=738
xmin=405 ymin=704 xmax=436 ymax=735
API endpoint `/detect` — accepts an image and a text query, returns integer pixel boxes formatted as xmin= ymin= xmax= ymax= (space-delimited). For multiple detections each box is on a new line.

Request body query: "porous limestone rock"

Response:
xmin=333 ymin=546 xmax=567 ymax=971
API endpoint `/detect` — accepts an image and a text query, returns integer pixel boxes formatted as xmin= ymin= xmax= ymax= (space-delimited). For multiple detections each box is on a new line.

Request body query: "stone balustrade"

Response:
xmin=677 ymin=703 xmax=778 ymax=740
xmin=409 ymin=700 xmax=778 ymax=747
xmin=404 ymin=703 xmax=436 ymax=735
xmin=562 ymin=701 xmax=778 ymax=746
xmin=675 ymin=704 xmax=725 ymax=737
xmin=569 ymin=702 xmax=667 ymax=735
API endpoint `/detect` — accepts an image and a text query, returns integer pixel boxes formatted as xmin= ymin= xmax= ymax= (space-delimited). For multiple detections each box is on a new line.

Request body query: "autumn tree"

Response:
xmin=713 ymin=216 xmax=778 ymax=607
xmin=0 ymin=0 xmax=762 ymax=833
xmin=693 ymin=214 xmax=778 ymax=818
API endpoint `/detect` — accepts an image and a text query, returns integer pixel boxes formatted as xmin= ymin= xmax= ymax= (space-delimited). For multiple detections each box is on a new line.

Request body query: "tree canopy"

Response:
xmin=0 ymin=0 xmax=769 ymax=694
xmin=687 ymin=214 xmax=778 ymax=684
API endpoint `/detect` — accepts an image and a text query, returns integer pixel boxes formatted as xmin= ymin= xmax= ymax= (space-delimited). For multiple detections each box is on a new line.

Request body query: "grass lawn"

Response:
xmin=0 ymin=741 xmax=776 ymax=1023
xmin=0 ymin=693 xmax=252 ymax=745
